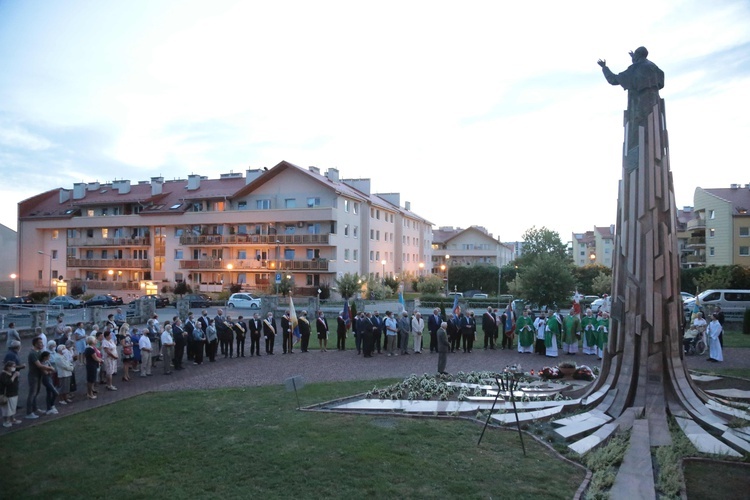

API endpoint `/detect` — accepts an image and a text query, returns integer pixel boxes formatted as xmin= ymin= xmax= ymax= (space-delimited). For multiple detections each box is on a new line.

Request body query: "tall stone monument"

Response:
xmin=565 ymin=48 xmax=749 ymax=479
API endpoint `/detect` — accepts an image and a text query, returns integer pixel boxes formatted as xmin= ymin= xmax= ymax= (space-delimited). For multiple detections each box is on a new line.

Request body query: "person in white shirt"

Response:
xmin=707 ymin=313 xmax=723 ymax=362
xmin=160 ymin=325 xmax=175 ymax=375
xmin=411 ymin=312 xmax=424 ymax=353
xmin=139 ymin=330 xmax=153 ymax=377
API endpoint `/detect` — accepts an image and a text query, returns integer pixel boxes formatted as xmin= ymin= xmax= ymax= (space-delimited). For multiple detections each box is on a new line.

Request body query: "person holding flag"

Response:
xmin=502 ymin=301 xmax=516 ymax=350
xmin=336 ymin=302 xmax=350 ymax=351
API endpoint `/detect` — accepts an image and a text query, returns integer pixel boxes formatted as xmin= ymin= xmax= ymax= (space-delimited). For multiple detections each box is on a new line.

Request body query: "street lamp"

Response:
xmin=381 ymin=259 xmax=386 ymax=283
xmin=444 ymin=254 xmax=451 ymax=295
xmin=10 ymin=273 xmax=17 ymax=296
xmin=418 ymin=262 xmax=424 ymax=276
xmin=440 ymin=263 xmax=447 ymax=295
xmin=589 ymin=253 xmax=596 ymax=264
xmin=37 ymin=251 xmax=52 ymax=302
xmin=226 ymin=263 xmax=233 ymax=285
xmin=275 ymin=239 xmax=281 ymax=295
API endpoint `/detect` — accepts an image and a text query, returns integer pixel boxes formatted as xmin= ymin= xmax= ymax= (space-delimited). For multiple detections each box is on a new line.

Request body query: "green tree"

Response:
xmin=417 ymin=274 xmax=444 ymax=295
xmin=572 ymin=264 xmax=612 ymax=293
xmin=383 ymin=276 xmax=400 ymax=294
xmin=449 ymin=265 xmax=500 ymax=294
xmin=693 ymin=266 xmax=731 ymax=291
xmin=173 ymin=282 xmax=192 ymax=296
xmin=367 ymin=279 xmax=393 ymax=300
xmin=517 ymin=254 xmax=575 ymax=308
xmin=591 ymin=272 xmax=613 ymax=296
xmin=517 ymin=226 xmax=569 ymax=264
xmin=334 ymin=273 xmax=363 ymax=299
xmin=278 ymin=276 xmax=294 ymax=297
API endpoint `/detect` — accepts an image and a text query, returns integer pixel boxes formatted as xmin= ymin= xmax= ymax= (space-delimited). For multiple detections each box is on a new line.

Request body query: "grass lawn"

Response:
xmin=694 ymin=367 xmax=750 ymax=380
xmin=723 ymin=330 xmax=750 ymax=348
xmin=1 ymin=379 xmax=585 ymax=499
xmin=684 ymin=460 xmax=750 ymax=499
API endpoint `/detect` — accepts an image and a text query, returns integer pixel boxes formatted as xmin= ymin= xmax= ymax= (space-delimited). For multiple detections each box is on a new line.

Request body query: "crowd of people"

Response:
xmin=1 ymin=300 xmax=727 ymax=428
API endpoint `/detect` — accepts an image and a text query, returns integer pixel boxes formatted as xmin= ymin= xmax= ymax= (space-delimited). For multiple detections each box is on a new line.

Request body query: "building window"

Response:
xmin=344 ymin=249 xmax=350 ymax=260
xmin=307 ymin=223 xmax=320 ymax=234
xmin=101 ymin=250 xmax=108 ymax=259
xmin=353 ymin=203 xmax=359 ymax=214
xmin=353 ymin=226 xmax=358 ymax=238
xmin=375 ymin=251 xmax=380 ymax=261
xmin=369 ymin=251 xmax=374 ymax=261
xmin=376 ymin=230 xmax=380 ymax=241
xmin=344 ymin=200 xmax=350 ymax=212
xmin=370 ymin=229 xmax=374 ymax=240
xmin=215 ymin=201 xmax=225 ymax=212
xmin=256 ymin=199 xmax=271 ymax=209
xmin=285 ymin=225 xmax=295 ymax=234
xmin=344 ymin=224 xmax=349 ymax=236
xmin=285 ymin=198 xmax=296 ymax=208
xmin=353 ymin=250 xmax=358 ymax=261
xmin=307 ymin=197 xmax=320 ymax=208
xmin=284 ymin=249 xmax=295 ymax=260
xmin=740 ymin=246 xmax=750 ymax=256
xmin=101 ymin=208 xmax=108 ymax=216
xmin=51 ymin=250 xmax=58 ymax=259
xmin=175 ymin=249 xmax=183 ymax=259
xmin=87 ymin=209 xmax=94 ymax=217
xmin=51 ymin=230 xmax=59 ymax=239
xmin=238 ymin=250 xmax=247 ymax=259
xmin=238 ymin=201 xmax=247 ymax=210
xmin=740 ymin=227 xmax=749 ymax=237
xmin=709 ymin=228 xmax=715 ymax=238
xmin=709 ymin=247 xmax=715 ymax=257
xmin=709 ymin=210 xmax=715 ymax=219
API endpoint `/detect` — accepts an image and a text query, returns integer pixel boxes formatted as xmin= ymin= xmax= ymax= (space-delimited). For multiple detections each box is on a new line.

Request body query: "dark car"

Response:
xmin=84 ymin=294 xmax=124 ymax=307
xmin=145 ymin=294 xmax=170 ymax=308
xmin=0 ymin=295 xmax=34 ymax=308
xmin=183 ymin=294 xmax=211 ymax=309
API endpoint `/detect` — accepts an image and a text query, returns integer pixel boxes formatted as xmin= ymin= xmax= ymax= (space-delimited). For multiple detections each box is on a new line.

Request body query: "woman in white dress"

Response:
xmin=411 ymin=312 xmax=424 ymax=353
xmin=707 ymin=313 xmax=723 ymax=362
xmin=101 ymin=330 xmax=119 ymax=391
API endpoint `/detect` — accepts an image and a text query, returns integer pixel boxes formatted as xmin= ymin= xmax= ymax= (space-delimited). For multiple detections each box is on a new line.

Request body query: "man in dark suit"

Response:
xmin=362 ymin=312 xmax=375 ymax=357
xmin=263 ymin=312 xmax=276 ymax=354
xmin=371 ymin=311 xmax=383 ymax=354
xmin=197 ymin=310 xmax=210 ymax=358
xmin=298 ymin=311 xmax=311 ymax=352
xmin=281 ymin=311 xmax=293 ymax=354
xmin=234 ymin=315 xmax=247 ymax=357
xmin=354 ymin=312 xmax=367 ymax=355
xmin=184 ymin=312 xmax=196 ymax=361
xmin=448 ymin=310 xmax=461 ymax=353
xmin=172 ymin=317 xmax=186 ymax=370
xmin=314 ymin=311 xmax=328 ymax=353
xmin=336 ymin=311 xmax=348 ymax=351
xmin=482 ymin=307 xmax=497 ymax=350
xmin=215 ymin=309 xmax=232 ymax=358
xmin=249 ymin=313 xmax=262 ymax=356
xmin=437 ymin=322 xmax=450 ymax=374
xmin=427 ymin=308 xmax=443 ymax=354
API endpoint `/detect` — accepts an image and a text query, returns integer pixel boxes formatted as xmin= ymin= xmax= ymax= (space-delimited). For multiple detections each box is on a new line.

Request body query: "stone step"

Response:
xmin=553 ymin=410 xmax=613 ymax=440
xmin=674 ymin=416 xmax=741 ymax=457
xmin=610 ymin=420 xmax=655 ymax=500
xmin=490 ymin=405 xmax=564 ymax=424
xmin=568 ymin=422 xmax=619 ymax=455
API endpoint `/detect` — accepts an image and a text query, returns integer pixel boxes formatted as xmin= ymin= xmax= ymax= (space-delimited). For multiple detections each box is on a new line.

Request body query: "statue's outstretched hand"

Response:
xmin=597 ymin=59 xmax=606 ymax=68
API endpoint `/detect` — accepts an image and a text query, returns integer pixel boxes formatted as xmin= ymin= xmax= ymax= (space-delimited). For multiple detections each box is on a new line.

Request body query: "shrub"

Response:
xmin=318 ymin=282 xmax=331 ymax=300
xmin=29 ymin=291 xmax=55 ymax=303
xmin=743 ymin=308 xmax=750 ymax=335
xmin=173 ymin=282 xmax=192 ymax=295
xmin=229 ymin=283 xmax=242 ymax=294
xmin=70 ymin=285 xmax=84 ymax=297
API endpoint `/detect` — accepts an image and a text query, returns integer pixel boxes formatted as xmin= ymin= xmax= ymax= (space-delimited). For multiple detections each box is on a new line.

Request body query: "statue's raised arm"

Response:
xmin=598 ymin=46 xmax=665 ymax=147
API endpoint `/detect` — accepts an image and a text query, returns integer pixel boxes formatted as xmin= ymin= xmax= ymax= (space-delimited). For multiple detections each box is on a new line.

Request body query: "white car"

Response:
xmin=227 ymin=293 xmax=262 ymax=309
xmin=591 ymin=297 xmax=611 ymax=313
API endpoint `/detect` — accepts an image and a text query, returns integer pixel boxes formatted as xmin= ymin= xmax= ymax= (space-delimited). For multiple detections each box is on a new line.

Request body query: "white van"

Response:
xmin=683 ymin=289 xmax=750 ymax=322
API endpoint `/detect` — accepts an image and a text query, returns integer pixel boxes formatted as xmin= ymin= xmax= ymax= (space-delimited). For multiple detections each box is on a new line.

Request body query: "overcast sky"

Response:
xmin=1 ymin=1 xmax=748 ymax=243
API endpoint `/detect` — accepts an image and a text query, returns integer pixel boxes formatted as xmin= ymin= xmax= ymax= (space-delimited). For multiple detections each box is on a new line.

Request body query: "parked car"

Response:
xmin=0 ymin=295 xmax=34 ymax=308
xmin=680 ymin=291 xmax=694 ymax=300
xmin=227 ymin=293 xmax=262 ymax=309
xmin=472 ymin=293 xmax=489 ymax=299
xmin=145 ymin=294 xmax=170 ymax=308
xmin=683 ymin=289 xmax=750 ymax=322
xmin=49 ymin=295 xmax=83 ymax=309
xmin=591 ymin=297 xmax=611 ymax=313
xmin=182 ymin=294 xmax=211 ymax=309
xmin=84 ymin=294 xmax=124 ymax=307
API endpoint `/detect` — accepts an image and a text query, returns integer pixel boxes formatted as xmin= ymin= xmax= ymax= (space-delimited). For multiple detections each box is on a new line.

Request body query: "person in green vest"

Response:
xmin=545 ymin=308 xmax=562 ymax=357
xmin=516 ymin=308 xmax=534 ymax=354
xmin=562 ymin=310 xmax=581 ymax=354
xmin=596 ymin=311 xmax=610 ymax=359
xmin=581 ymin=308 xmax=598 ymax=356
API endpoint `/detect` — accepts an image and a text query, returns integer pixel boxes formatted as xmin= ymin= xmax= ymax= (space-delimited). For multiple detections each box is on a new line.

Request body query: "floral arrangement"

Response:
xmin=573 ymin=365 xmax=595 ymax=381
xmin=539 ymin=366 xmax=564 ymax=379
xmin=557 ymin=360 xmax=577 ymax=370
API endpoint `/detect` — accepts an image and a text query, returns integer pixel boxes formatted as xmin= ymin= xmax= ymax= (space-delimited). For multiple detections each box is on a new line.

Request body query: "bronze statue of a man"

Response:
xmin=598 ymin=47 xmax=664 ymax=150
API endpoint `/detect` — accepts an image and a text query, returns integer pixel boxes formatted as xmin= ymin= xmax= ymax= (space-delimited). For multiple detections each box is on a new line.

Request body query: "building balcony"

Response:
xmin=179 ymin=258 xmax=329 ymax=271
xmin=67 ymin=258 xmax=151 ymax=269
xmin=684 ymin=254 xmax=706 ymax=264
xmin=686 ymin=219 xmax=705 ymax=230
xmin=69 ymin=279 xmax=143 ymax=291
xmin=68 ymin=236 xmax=151 ymax=247
xmin=686 ymin=237 xmax=706 ymax=248
xmin=179 ymin=233 xmax=330 ymax=246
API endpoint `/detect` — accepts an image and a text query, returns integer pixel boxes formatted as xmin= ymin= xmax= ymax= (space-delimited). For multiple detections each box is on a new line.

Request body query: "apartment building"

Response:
xmin=571 ymin=225 xmax=615 ymax=268
xmin=17 ymin=161 xmax=432 ymax=298
xmin=686 ymin=185 xmax=750 ymax=267
xmin=430 ymin=226 xmax=514 ymax=273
